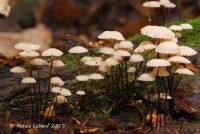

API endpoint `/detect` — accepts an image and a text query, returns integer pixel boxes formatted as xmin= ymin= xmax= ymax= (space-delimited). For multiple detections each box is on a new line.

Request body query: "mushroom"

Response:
xmin=15 ymin=42 xmax=41 ymax=51
xmin=19 ymin=51 xmax=40 ymax=58
xmin=129 ymin=54 xmax=144 ymax=63
xmin=169 ymin=25 xmax=183 ymax=31
xmin=180 ymin=23 xmax=193 ymax=30
xmin=178 ymin=46 xmax=197 ymax=56
xmin=168 ymin=56 xmax=191 ymax=64
xmin=53 ymin=95 xmax=67 ymax=104
xmin=127 ymin=67 xmax=136 ymax=73
xmin=104 ymin=57 xmax=119 ymax=66
xmin=142 ymin=1 xmax=161 ymax=8
xmin=175 ymin=68 xmax=194 ymax=75
xmin=42 ymin=48 xmax=63 ymax=57
xmin=141 ymin=25 xmax=175 ymax=40
xmin=147 ymin=59 xmax=171 ymax=67
xmin=10 ymin=66 xmax=26 ymax=74
xmin=155 ymin=41 xmax=179 ymax=55
xmin=137 ymin=73 xmax=156 ymax=82
xmin=89 ymin=73 xmax=104 ymax=80
xmin=113 ymin=50 xmax=131 ymax=57
xmin=76 ymin=75 xmax=89 ymax=82
xmin=51 ymin=60 xmax=65 ymax=67
xmin=51 ymin=87 xmax=62 ymax=94
xmin=30 ymin=58 xmax=48 ymax=66
xmin=60 ymin=88 xmax=72 ymax=97
xmin=114 ymin=41 xmax=134 ymax=51
xmin=98 ymin=47 xmax=114 ymax=55
xmin=50 ymin=77 xmax=65 ymax=86
xmin=98 ymin=31 xmax=125 ymax=41
xmin=21 ymin=77 xmax=36 ymax=84
xmin=68 ymin=46 xmax=88 ymax=54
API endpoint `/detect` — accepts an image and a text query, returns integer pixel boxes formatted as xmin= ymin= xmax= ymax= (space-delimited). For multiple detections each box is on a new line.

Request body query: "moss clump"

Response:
xmin=167 ymin=17 xmax=200 ymax=48
xmin=128 ymin=34 xmax=150 ymax=44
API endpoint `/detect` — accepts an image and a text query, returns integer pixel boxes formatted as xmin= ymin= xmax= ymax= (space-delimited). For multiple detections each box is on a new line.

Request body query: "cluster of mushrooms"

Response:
xmin=9 ymin=16 xmax=197 ymax=128
xmin=10 ymin=43 xmax=86 ymax=123
xmin=66 ymin=23 xmax=197 ymax=127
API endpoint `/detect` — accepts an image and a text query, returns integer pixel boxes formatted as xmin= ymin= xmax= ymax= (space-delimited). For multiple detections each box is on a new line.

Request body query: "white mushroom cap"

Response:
xmin=51 ymin=60 xmax=65 ymax=67
xmin=15 ymin=42 xmax=41 ymax=51
xmin=129 ymin=54 xmax=144 ymax=63
xmin=76 ymin=90 xmax=86 ymax=96
xmin=51 ymin=87 xmax=61 ymax=94
xmin=160 ymin=93 xmax=172 ymax=100
xmin=68 ymin=46 xmax=88 ymax=54
xmin=170 ymin=37 xmax=178 ymax=43
xmin=81 ymin=56 xmax=93 ymax=63
xmin=180 ymin=23 xmax=193 ymax=30
xmin=10 ymin=66 xmax=26 ymax=73
xmin=89 ymin=73 xmax=104 ymax=80
xmin=151 ymin=68 xmax=170 ymax=77
xmin=159 ymin=0 xmax=171 ymax=5
xmin=115 ymin=41 xmax=134 ymax=50
xmin=19 ymin=51 xmax=39 ymax=57
xmin=147 ymin=59 xmax=171 ymax=67
xmin=111 ymin=55 xmax=123 ymax=62
xmin=139 ymin=42 xmax=156 ymax=50
xmin=134 ymin=46 xmax=145 ymax=53
xmin=114 ymin=50 xmax=131 ymax=57
xmin=168 ymin=56 xmax=191 ymax=64
xmin=21 ymin=77 xmax=36 ymax=84
xmin=127 ymin=67 xmax=136 ymax=73
xmin=98 ymin=31 xmax=125 ymax=41
xmin=76 ymin=75 xmax=89 ymax=81
xmin=51 ymin=77 xmax=65 ymax=86
xmin=60 ymin=88 xmax=72 ymax=96
xmin=163 ymin=2 xmax=176 ymax=8
xmin=155 ymin=41 xmax=179 ymax=54
xmin=169 ymin=25 xmax=183 ymax=31
xmin=30 ymin=58 xmax=47 ymax=66
xmin=98 ymin=62 xmax=110 ymax=73
xmin=178 ymin=46 xmax=197 ymax=56
xmin=42 ymin=48 xmax=63 ymax=57
xmin=137 ymin=73 xmax=156 ymax=81
xmin=53 ymin=95 xmax=67 ymax=104
xmin=84 ymin=57 xmax=102 ymax=66
xmin=175 ymin=68 xmax=194 ymax=75
xmin=142 ymin=1 xmax=161 ymax=8
xmin=98 ymin=47 xmax=114 ymax=55
xmin=141 ymin=25 xmax=175 ymax=40
xmin=105 ymin=58 xmax=119 ymax=66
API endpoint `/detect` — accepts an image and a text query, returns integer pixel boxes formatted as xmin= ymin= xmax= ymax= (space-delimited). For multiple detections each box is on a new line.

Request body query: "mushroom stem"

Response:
xmin=41 ymin=58 xmax=53 ymax=122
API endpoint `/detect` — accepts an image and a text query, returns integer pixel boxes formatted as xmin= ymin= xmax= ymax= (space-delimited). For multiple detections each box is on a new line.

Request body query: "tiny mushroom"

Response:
xmin=98 ymin=47 xmax=114 ymax=55
xmin=137 ymin=73 xmax=156 ymax=82
xmin=129 ymin=54 xmax=144 ymax=63
xmin=15 ymin=42 xmax=41 ymax=51
xmin=19 ymin=51 xmax=39 ymax=58
xmin=10 ymin=66 xmax=26 ymax=73
xmin=168 ymin=56 xmax=191 ymax=64
xmin=30 ymin=58 xmax=47 ymax=66
xmin=42 ymin=48 xmax=63 ymax=57
xmin=76 ymin=90 xmax=86 ymax=96
xmin=89 ymin=73 xmax=104 ymax=80
xmin=51 ymin=77 xmax=65 ymax=86
xmin=76 ymin=75 xmax=89 ymax=81
xmin=175 ymin=68 xmax=194 ymax=75
xmin=147 ymin=59 xmax=171 ymax=67
xmin=68 ymin=46 xmax=88 ymax=54
xmin=51 ymin=87 xmax=61 ymax=94
xmin=98 ymin=31 xmax=125 ymax=41
xmin=53 ymin=95 xmax=67 ymax=104
xmin=21 ymin=77 xmax=36 ymax=84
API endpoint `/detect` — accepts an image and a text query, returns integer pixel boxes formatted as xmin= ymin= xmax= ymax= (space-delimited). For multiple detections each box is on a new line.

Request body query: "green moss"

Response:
xmin=128 ymin=34 xmax=150 ymax=44
xmin=168 ymin=17 xmax=200 ymax=48
xmin=63 ymin=54 xmax=78 ymax=70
